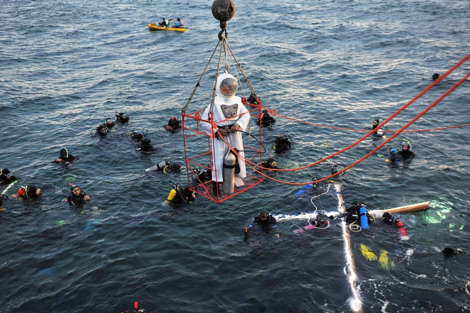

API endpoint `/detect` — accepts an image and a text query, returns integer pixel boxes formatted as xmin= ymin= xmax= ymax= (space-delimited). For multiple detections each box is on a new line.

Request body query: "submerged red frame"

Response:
xmin=181 ymin=103 xmax=264 ymax=203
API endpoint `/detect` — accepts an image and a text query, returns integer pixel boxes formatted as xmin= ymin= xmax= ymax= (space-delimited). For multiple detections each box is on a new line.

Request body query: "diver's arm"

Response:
xmin=235 ymin=101 xmax=250 ymax=131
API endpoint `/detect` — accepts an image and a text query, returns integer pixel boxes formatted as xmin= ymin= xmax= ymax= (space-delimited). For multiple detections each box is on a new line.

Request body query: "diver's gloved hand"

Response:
xmin=218 ymin=129 xmax=229 ymax=137
xmin=230 ymin=124 xmax=240 ymax=133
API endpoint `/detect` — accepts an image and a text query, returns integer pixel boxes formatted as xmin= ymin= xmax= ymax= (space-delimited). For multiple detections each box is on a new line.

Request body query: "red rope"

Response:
xmin=277 ymin=114 xmax=470 ymax=133
xmin=253 ymin=52 xmax=470 ymax=173
xmin=228 ymin=70 xmax=470 ymax=185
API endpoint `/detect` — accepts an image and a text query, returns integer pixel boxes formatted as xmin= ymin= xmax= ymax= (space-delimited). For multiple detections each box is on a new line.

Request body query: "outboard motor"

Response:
xmin=222 ymin=149 xmax=237 ymax=194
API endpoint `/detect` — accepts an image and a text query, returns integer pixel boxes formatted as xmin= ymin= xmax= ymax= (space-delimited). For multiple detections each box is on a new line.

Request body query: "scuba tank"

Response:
xmin=146 ymin=159 xmax=171 ymax=172
xmin=358 ymin=206 xmax=369 ymax=230
xmin=222 ymin=149 xmax=237 ymax=195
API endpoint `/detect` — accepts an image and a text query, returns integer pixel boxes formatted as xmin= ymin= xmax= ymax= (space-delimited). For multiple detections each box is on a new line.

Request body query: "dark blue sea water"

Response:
xmin=1 ymin=0 xmax=470 ymax=312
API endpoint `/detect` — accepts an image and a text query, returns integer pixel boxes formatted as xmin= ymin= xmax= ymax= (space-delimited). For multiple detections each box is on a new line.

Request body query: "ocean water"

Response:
xmin=1 ymin=0 xmax=470 ymax=312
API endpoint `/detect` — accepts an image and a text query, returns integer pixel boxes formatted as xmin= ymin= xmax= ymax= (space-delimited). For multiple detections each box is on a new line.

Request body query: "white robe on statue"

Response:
xmin=201 ymin=74 xmax=251 ymax=183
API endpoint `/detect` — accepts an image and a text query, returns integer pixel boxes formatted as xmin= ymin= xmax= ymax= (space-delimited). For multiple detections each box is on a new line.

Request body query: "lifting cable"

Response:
xmin=216 ymin=68 xmax=470 ymax=186
xmin=182 ymin=34 xmax=259 ymax=114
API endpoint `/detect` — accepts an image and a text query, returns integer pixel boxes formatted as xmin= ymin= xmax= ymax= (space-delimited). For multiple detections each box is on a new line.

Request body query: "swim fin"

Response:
xmin=360 ymin=244 xmax=378 ymax=261
xmin=378 ymin=250 xmax=395 ymax=271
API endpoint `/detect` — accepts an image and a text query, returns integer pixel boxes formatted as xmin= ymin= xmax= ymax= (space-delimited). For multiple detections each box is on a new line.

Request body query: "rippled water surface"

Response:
xmin=1 ymin=0 xmax=470 ymax=312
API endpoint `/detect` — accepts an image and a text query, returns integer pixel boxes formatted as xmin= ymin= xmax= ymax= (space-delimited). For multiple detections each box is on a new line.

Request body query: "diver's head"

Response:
xmin=140 ymin=138 xmax=151 ymax=146
xmin=216 ymin=72 xmax=238 ymax=98
xmin=72 ymin=185 xmax=81 ymax=195
xmin=60 ymin=148 xmax=68 ymax=159
xmin=402 ymin=140 xmax=411 ymax=151
xmin=177 ymin=18 xmax=181 ymax=21
xmin=372 ymin=119 xmax=380 ymax=129
xmin=432 ymin=73 xmax=440 ymax=81
xmin=116 ymin=112 xmax=129 ymax=122
xmin=97 ymin=124 xmax=107 ymax=135
xmin=443 ymin=247 xmax=462 ymax=258
xmin=259 ymin=210 xmax=269 ymax=221
xmin=1 ymin=168 xmax=11 ymax=177
xmin=172 ymin=163 xmax=182 ymax=173
xmin=376 ymin=127 xmax=384 ymax=136
xmin=106 ymin=118 xmax=114 ymax=126
xmin=389 ymin=148 xmax=397 ymax=156
xmin=132 ymin=131 xmax=144 ymax=140
xmin=171 ymin=116 xmax=176 ymax=120
xmin=28 ymin=185 xmax=41 ymax=196
xmin=162 ymin=18 xmax=166 ymax=21
xmin=172 ymin=183 xmax=181 ymax=191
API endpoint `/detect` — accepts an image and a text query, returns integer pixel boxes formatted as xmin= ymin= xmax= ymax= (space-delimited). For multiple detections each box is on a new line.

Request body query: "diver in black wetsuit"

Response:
xmin=130 ymin=131 xmax=144 ymax=141
xmin=137 ymin=138 xmax=154 ymax=152
xmin=14 ymin=185 xmax=42 ymax=200
xmin=261 ymin=157 xmax=278 ymax=169
xmin=397 ymin=140 xmax=415 ymax=162
xmin=257 ymin=110 xmax=275 ymax=127
xmin=273 ymin=135 xmax=292 ymax=154
xmin=372 ymin=119 xmax=384 ymax=137
xmin=96 ymin=124 xmax=108 ymax=136
xmin=244 ymin=210 xmax=280 ymax=240
xmin=54 ymin=148 xmax=76 ymax=164
xmin=166 ymin=117 xmax=181 ymax=132
xmin=166 ymin=183 xmax=196 ymax=207
xmin=116 ymin=112 xmax=130 ymax=123
xmin=0 ymin=168 xmax=17 ymax=184
xmin=67 ymin=185 xmax=90 ymax=207
xmin=105 ymin=117 xmax=115 ymax=129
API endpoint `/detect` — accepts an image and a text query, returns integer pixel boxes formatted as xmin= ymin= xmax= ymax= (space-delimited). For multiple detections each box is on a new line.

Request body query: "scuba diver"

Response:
xmin=14 ymin=185 xmax=42 ymax=200
xmin=344 ymin=202 xmax=373 ymax=232
xmin=273 ymin=135 xmax=292 ymax=154
xmin=146 ymin=159 xmax=182 ymax=174
xmin=256 ymin=110 xmax=275 ymax=128
xmin=382 ymin=212 xmax=409 ymax=240
xmin=54 ymin=148 xmax=76 ymax=163
xmin=105 ymin=117 xmax=115 ymax=129
xmin=432 ymin=73 xmax=440 ymax=81
xmin=96 ymin=124 xmax=108 ymax=136
xmin=116 ymin=112 xmax=130 ymax=123
xmin=136 ymin=138 xmax=154 ymax=153
xmin=261 ymin=157 xmax=278 ymax=170
xmin=0 ymin=168 xmax=17 ymax=184
xmin=244 ymin=210 xmax=280 ymax=239
xmin=130 ymin=131 xmax=145 ymax=141
xmin=66 ymin=185 xmax=90 ymax=207
xmin=193 ymin=167 xmax=211 ymax=184
xmin=372 ymin=119 xmax=385 ymax=137
xmin=166 ymin=116 xmax=181 ymax=133
xmin=388 ymin=148 xmax=400 ymax=164
xmin=166 ymin=183 xmax=196 ymax=207
xmin=443 ymin=247 xmax=462 ymax=258
xmin=397 ymin=139 xmax=415 ymax=162
xmin=247 ymin=93 xmax=261 ymax=105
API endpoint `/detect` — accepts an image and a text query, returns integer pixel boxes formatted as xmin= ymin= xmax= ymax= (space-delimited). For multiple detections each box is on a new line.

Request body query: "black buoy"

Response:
xmin=212 ymin=0 xmax=236 ymax=31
